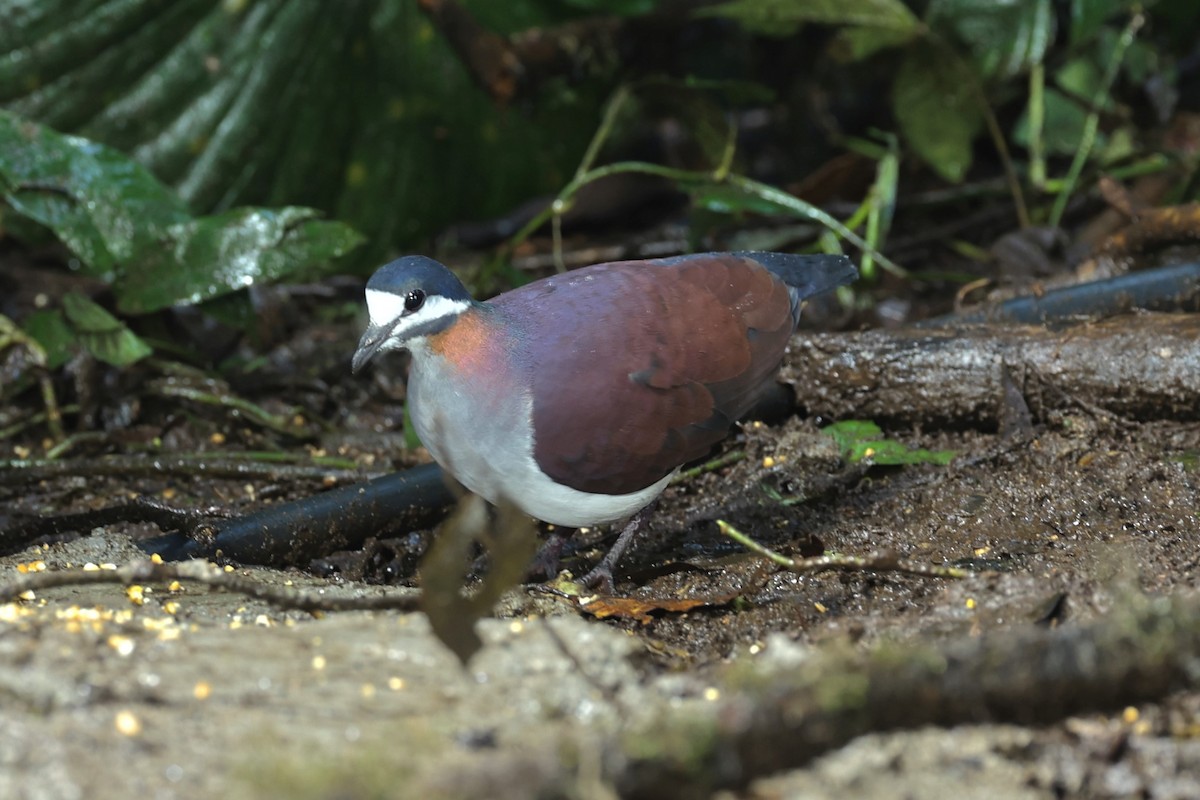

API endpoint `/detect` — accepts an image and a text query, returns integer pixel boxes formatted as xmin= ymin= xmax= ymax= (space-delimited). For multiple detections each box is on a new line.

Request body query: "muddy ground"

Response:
xmin=3 ymin=281 xmax=1200 ymax=799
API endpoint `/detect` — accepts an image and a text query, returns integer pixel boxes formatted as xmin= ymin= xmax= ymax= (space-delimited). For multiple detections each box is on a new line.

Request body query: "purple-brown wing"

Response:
xmin=495 ymin=253 xmax=797 ymax=495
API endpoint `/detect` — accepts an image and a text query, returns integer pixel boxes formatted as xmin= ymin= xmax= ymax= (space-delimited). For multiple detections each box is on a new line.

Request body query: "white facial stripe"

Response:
xmin=366 ymin=289 xmax=470 ymax=343
xmin=366 ymin=288 xmax=408 ymax=326
xmin=417 ymin=296 xmax=471 ymax=324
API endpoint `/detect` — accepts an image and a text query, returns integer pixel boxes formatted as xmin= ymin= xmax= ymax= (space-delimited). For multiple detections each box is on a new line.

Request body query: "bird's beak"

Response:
xmin=352 ymin=323 xmax=389 ymax=373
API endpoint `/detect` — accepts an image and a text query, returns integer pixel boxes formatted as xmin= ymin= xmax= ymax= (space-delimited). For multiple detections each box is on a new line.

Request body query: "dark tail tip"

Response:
xmin=735 ymin=251 xmax=858 ymax=299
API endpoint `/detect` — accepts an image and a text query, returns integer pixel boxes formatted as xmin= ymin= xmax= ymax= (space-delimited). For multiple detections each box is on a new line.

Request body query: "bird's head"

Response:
xmin=352 ymin=256 xmax=474 ymax=372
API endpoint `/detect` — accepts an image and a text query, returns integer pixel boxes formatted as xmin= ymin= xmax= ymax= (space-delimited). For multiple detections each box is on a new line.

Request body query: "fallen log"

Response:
xmin=783 ymin=313 xmax=1200 ymax=425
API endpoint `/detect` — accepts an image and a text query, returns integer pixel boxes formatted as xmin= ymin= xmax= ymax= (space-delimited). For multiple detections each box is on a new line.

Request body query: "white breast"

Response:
xmin=406 ymin=345 xmax=671 ymax=527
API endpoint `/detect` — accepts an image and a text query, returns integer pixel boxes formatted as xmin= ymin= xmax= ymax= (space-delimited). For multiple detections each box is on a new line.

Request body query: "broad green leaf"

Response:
xmin=1013 ymin=86 xmax=1093 ymax=156
xmin=822 ymin=420 xmax=957 ymax=466
xmin=891 ymin=47 xmax=983 ymax=182
xmin=698 ymin=0 xmax=919 ymax=37
xmin=1 ymin=1 xmax=600 ymax=266
xmin=0 ymin=109 xmax=189 ymax=282
xmin=1056 ymin=54 xmax=1105 ymax=99
xmin=61 ymin=292 xmax=152 ymax=367
xmin=928 ymin=0 xmax=1056 ymax=78
xmin=114 ymin=207 xmax=364 ymax=314
xmin=0 ymin=110 xmax=365 ymax=316
xmin=22 ymin=309 xmax=75 ymax=370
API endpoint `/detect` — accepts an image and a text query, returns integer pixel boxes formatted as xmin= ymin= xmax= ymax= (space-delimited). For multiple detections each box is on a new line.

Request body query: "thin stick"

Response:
xmin=0 ymin=559 xmax=421 ymax=612
xmin=717 ymin=520 xmax=969 ymax=579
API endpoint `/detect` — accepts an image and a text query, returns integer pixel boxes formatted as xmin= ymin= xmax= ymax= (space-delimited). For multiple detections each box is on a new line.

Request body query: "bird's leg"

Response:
xmin=525 ymin=530 xmax=568 ymax=581
xmin=578 ymin=500 xmax=659 ymax=593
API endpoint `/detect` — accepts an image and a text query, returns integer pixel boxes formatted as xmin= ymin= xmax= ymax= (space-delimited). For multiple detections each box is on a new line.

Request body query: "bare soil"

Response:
xmin=3 ymin=269 xmax=1200 ymax=799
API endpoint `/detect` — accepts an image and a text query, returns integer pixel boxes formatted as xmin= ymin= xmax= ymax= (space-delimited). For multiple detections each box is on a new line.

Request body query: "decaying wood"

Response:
xmin=608 ymin=593 xmax=1199 ymax=798
xmin=393 ymin=591 xmax=1200 ymax=799
xmin=783 ymin=313 xmax=1200 ymax=425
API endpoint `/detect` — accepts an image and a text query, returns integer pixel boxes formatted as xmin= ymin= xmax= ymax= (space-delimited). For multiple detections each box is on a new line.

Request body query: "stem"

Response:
xmin=1049 ymin=12 xmax=1145 ymax=228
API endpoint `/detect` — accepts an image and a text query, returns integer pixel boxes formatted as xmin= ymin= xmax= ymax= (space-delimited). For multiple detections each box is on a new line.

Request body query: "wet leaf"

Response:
xmin=0 ymin=109 xmax=188 ymax=283
xmin=929 ymin=0 xmax=1056 ymax=78
xmin=0 ymin=110 xmax=363 ymax=316
xmin=1 ymin=3 xmax=599 ymax=263
xmin=60 ymin=292 xmax=152 ymax=367
xmin=891 ymin=46 xmax=983 ymax=182
xmin=822 ymin=420 xmax=956 ymax=466
xmin=576 ymin=582 xmax=755 ymax=623
xmin=114 ymin=207 xmax=364 ymax=314
xmin=577 ymin=595 xmax=717 ymax=625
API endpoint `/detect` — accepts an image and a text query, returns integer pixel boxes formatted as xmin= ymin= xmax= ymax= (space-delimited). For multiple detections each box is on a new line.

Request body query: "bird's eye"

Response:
xmin=404 ymin=289 xmax=426 ymax=313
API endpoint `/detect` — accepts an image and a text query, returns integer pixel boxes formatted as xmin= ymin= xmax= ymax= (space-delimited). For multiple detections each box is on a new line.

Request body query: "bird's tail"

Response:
xmin=734 ymin=251 xmax=858 ymax=299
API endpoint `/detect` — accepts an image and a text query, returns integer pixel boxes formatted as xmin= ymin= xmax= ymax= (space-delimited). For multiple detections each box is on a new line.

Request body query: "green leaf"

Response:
xmin=1056 ymin=54 xmax=1105 ymax=99
xmin=822 ymin=420 xmax=957 ymax=466
xmin=928 ymin=0 xmax=1056 ymax=78
xmin=699 ymin=0 xmax=919 ymax=37
xmin=60 ymin=292 xmax=152 ymax=367
xmin=0 ymin=110 xmax=364 ymax=314
xmin=846 ymin=439 xmax=957 ymax=466
xmin=692 ymin=183 xmax=801 ymax=216
xmin=1070 ymin=0 xmax=1126 ymax=46
xmin=1013 ymin=86 xmax=1093 ymax=157
xmin=114 ymin=207 xmax=365 ymax=314
xmin=891 ymin=47 xmax=984 ymax=182
xmin=0 ymin=109 xmax=189 ymax=283
xmin=22 ymin=309 xmax=76 ymax=370
xmin=1 ymin=4 xmax=601 ymax=266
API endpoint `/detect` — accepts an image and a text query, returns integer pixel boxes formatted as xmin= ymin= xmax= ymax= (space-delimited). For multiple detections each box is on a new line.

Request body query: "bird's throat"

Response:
xmin=425 ymin=309 xmax=500 ymax=373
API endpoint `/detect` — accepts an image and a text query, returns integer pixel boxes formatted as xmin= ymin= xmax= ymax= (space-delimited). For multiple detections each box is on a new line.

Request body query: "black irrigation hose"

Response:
xmin=142 ymin=384 xmax=797 ymax=567
xmin=919 ymin=262 xmax=1200 ymax=328
xmin=141 ymin=462 xmax=454 ymax=565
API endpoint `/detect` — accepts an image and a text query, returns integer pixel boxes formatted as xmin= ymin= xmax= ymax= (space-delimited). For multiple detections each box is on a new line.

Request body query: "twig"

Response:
xmin=716 ymin=520 xmax=969 ymax=579
xmin=2 ymin=497 xmax=229 ymax=555
xmin=507 ymin=160 xmax=905 ymax=278
xmin=147 ymin=380 xmax=314 ymax=438
xmin=675 ymin=449 xmax=745 ymax=482
xmin=0 ymin=454 xmax=373 ymax=486
xmin=0 ymin=558 xmax=420 ymax=612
